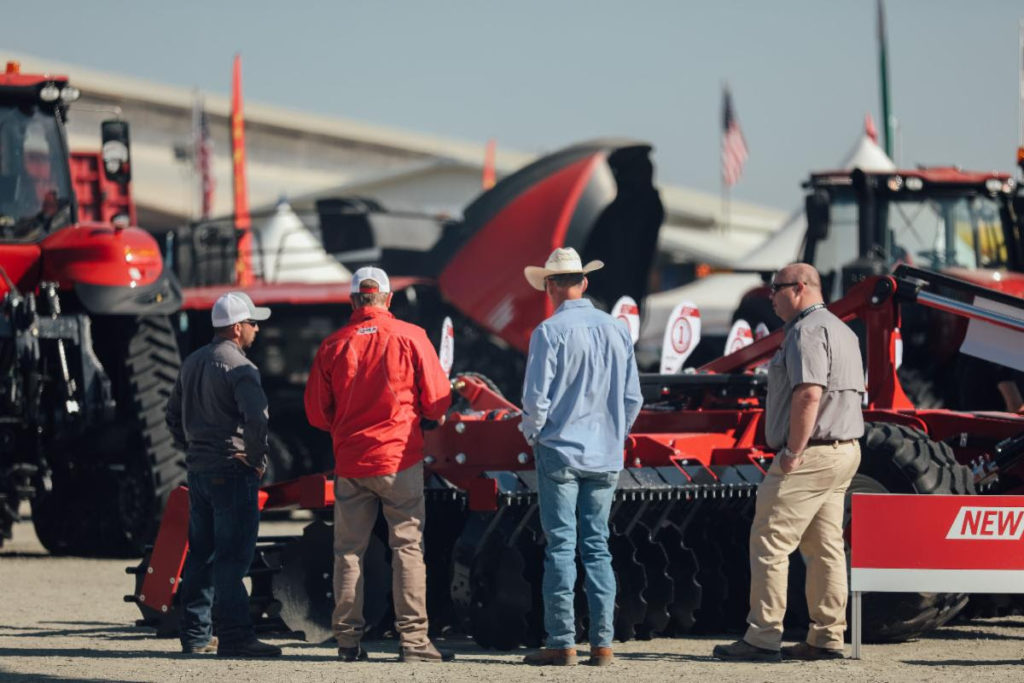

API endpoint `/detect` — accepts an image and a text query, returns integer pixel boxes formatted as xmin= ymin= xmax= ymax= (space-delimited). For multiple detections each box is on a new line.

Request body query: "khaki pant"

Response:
xmin=332 ymin=461 xmax=430 ymax=648
xmin=744 ymin=441 xmax=861 ymax=651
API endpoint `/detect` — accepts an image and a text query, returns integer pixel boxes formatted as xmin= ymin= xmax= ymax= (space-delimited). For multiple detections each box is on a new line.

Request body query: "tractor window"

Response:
xmin=0 ymin=105 xmax=72 ymax=241
xmin=808 ymin=192 xmax=858 ymax=301
xmin=885 ymin=194 xmax=1007 ymax=271
xmin=969 ymin=197 xmax=1007 ymax=268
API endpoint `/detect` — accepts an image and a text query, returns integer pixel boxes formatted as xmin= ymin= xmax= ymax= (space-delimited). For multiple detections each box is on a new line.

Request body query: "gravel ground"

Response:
xmin=2 ymin=511 xmax=1022 ymax=682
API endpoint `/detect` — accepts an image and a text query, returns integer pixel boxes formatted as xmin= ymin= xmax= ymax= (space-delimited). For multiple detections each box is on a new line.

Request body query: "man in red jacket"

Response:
xmin=304 ymin=266 xmax=452 ymax=663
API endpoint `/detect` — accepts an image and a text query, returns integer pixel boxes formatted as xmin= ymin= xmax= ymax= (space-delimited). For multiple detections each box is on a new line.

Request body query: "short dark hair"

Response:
xmin=546 ymin=272 xmax=585 ymax=288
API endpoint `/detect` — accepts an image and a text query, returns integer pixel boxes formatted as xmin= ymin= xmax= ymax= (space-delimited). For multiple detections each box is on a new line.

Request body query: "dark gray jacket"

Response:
xmin=166 ymin=337 xmax=269 ymax=473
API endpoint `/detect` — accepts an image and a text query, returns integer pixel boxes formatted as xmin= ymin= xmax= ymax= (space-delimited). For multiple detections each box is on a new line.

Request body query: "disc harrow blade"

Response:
xmin=450 ymin=506 xmax=536 ymax=649
xmin=686 ymin=511 xmax=728 ymax=633
xmin=423 ymin=496 xmax=467 ymax=635
xmin=654 ymin=521 xmax=702 ymax=635
xmin=630 ymin=519 xmax=674 ymax=638
xmin=271 ymin=520 xmax=335 ymax=643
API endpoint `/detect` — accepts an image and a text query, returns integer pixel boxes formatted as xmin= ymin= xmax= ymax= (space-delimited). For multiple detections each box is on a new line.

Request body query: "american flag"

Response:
xmin=195 ymin=102 xmax=214 ymax=219
xmin=721 ymin=87 xmax=748 ymax=186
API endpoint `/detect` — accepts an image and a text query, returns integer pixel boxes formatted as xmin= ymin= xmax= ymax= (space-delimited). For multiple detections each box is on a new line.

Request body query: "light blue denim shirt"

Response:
xmin=521 ymin=298 xmax=643 ymax=472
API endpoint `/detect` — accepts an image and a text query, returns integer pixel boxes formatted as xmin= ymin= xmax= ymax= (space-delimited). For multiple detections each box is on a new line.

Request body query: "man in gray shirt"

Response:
xmin=166 ymin=291 xmax=280 ymax=658
xmin=714 ymin=263 xmax=864 ymax=663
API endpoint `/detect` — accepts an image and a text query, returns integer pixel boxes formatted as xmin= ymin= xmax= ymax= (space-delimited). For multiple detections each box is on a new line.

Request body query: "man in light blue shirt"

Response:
xmin=519 ymin=247 xmax=643 ymax=667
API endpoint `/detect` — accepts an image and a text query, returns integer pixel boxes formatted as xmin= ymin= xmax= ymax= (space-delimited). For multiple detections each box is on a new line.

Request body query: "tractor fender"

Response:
xmin=75 ymin=270 xmax=182 ymax=315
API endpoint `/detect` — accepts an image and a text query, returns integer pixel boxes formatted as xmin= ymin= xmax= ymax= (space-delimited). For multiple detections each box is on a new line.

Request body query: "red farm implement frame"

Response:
xmin=127 ymin=265 xmax=1024 ymax=647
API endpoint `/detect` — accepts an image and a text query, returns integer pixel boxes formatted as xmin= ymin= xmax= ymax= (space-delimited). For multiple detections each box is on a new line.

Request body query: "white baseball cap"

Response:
xmin=350 ymin=266 xmax=391 ymax=294
xmin=211 ymin=291 xmax=272 ymax=327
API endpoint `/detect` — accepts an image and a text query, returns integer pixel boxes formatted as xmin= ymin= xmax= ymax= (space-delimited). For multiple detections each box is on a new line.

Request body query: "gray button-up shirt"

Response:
xmin=166 ymin=337 xmax=269 ymax=472
xmin=764 ymin=306 xmax=865 ymax=449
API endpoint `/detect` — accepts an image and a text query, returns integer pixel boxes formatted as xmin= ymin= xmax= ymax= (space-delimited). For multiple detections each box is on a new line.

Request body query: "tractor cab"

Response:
xmin=0 ymin=73 xmax=76 ymax=241
xmin=802 ymin=167 xmax=1024 ymax=301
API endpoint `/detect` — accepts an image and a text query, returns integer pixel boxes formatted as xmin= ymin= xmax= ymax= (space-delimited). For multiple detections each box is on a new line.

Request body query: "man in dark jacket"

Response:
xmin=166 ymin=291 xmax=281 ymax=658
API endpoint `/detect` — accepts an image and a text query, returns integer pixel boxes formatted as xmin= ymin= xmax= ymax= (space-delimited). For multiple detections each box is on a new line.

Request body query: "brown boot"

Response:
xmin=523 ymin=648 xmax=577 ymax=666
xmin=587 ymin=646 xmax=614 ymax=666
xmin=398 ymin=641 xmax=454 ymax=662
xmin=781 ymin=641 xmax=844 ymax=661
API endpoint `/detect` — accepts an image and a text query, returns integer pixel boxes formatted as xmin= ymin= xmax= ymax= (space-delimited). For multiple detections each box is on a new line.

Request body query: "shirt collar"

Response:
xmin=555 ymin=298 xmax=595 ymax=314
xmin=351 ymin=306 xmax=394 ymax=323
xmin=784 ymin=302 xmax=826 ymax=331
xmin=211 ymin=336 xmax=245 ymax=356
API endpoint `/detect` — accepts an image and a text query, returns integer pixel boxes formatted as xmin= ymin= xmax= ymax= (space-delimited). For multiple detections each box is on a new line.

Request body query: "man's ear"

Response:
xmin=581 ymin=276 xmax=588 ymax=294
xmin=386 ymin=292 xmax=394 ymax=307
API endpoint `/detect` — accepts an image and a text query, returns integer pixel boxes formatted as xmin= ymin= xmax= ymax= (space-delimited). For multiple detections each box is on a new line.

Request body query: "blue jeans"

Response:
xmin=178 ymin=468 xmax=260 ymax=649
xmin=535 ymin=445 xmax=619 ymax=649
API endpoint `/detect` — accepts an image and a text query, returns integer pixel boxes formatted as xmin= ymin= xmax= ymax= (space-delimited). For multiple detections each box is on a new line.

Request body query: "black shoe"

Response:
xmin=712 ymin=639 xmax=781 ymax=662
xmin=339 ymin=645 xmax=369 ymax=662
xmin=217 ymin=638 xmax=282 ymax=658
xmin=398 ymin=642 xmax=455 ymax=662
xmin=181 ymin=636 xmax=218 ymax=654
xmin=781 ymin=641 xmax=845 ymax=661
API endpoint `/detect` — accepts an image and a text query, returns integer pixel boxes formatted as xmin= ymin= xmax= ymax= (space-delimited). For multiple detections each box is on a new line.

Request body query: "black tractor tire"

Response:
xmin=32 ymin=315 xmax=186 ymax=557
xmin=852 ymin=422 xmax=974 ymax=641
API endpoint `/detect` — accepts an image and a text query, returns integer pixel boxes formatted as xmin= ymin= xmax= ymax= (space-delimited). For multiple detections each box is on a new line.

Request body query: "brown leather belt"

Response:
xmin=806 ymin=438 xmax=856 ymax=448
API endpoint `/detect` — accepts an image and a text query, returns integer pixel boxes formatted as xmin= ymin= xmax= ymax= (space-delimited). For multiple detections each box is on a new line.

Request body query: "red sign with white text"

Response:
xmin=851 ymin=494 xmax=1024 ymax=593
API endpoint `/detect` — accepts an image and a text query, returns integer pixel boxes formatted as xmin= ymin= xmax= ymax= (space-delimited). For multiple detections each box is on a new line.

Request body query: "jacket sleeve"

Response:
xmin=165 ymin=374 xmax=187 ymax=451
xmin=413 ymin=330 xmax=452 ymax=420
xmin=230 ymin=364 xmax=270 ymax=469
xmin=304 ymin=343 xmax=335 ymax=432
xmin=521 ymin=325 xmax=556 ymax=445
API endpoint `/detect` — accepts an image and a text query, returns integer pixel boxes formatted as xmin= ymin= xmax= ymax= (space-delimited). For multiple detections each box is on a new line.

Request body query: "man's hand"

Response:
xmin=777 ymin=447 xmax=803 ymax=474
xmin=233 ymin=452 xmax=266 ymax=479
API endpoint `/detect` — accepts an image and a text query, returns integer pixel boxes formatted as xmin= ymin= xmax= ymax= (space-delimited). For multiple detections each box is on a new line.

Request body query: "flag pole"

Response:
xmin=720 ymin=82 xmax=728 ymax=234
xmin=721 ymin=182 xmax=730 ymax=234
xmin=190 ymin=89 xmax=199 ymax=221
xmin=1017 ymin=19 xmax=1023 ymax=176
xmin=877 ymin=0 xmax=893 ymax=157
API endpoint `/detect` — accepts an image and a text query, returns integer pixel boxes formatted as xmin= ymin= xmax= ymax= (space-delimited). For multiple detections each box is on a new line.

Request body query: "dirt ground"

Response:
xmin=1 ymin=510 xmax=1022 ymax=683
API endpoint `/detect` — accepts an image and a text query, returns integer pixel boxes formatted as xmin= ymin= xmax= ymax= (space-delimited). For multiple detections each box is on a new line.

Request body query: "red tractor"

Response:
xmin=733 ymin=165 xmax=1024 ymax=409
xmin=0 ymin=61 xmax=184 ymax=554
xmin=127 ymin=265 xmax=1024 ymax=646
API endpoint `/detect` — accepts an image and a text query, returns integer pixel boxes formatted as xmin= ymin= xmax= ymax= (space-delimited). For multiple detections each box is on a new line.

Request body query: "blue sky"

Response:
xmin=4 ymin=0 xmax=1022 ymax=209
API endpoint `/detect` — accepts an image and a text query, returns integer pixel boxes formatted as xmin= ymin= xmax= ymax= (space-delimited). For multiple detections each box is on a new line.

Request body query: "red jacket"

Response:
xmin=304 ymin=307 xmax=451 ymax=478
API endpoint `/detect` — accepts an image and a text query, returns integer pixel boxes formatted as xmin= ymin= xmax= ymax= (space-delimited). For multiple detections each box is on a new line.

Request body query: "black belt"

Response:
xmin=806 ymin=438 xmax=856 ymax=448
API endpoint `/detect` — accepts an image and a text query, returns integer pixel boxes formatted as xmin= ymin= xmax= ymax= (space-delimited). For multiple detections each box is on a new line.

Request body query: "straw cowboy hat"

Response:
xmin=523 ymin=247 xmax=604 ymax=291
